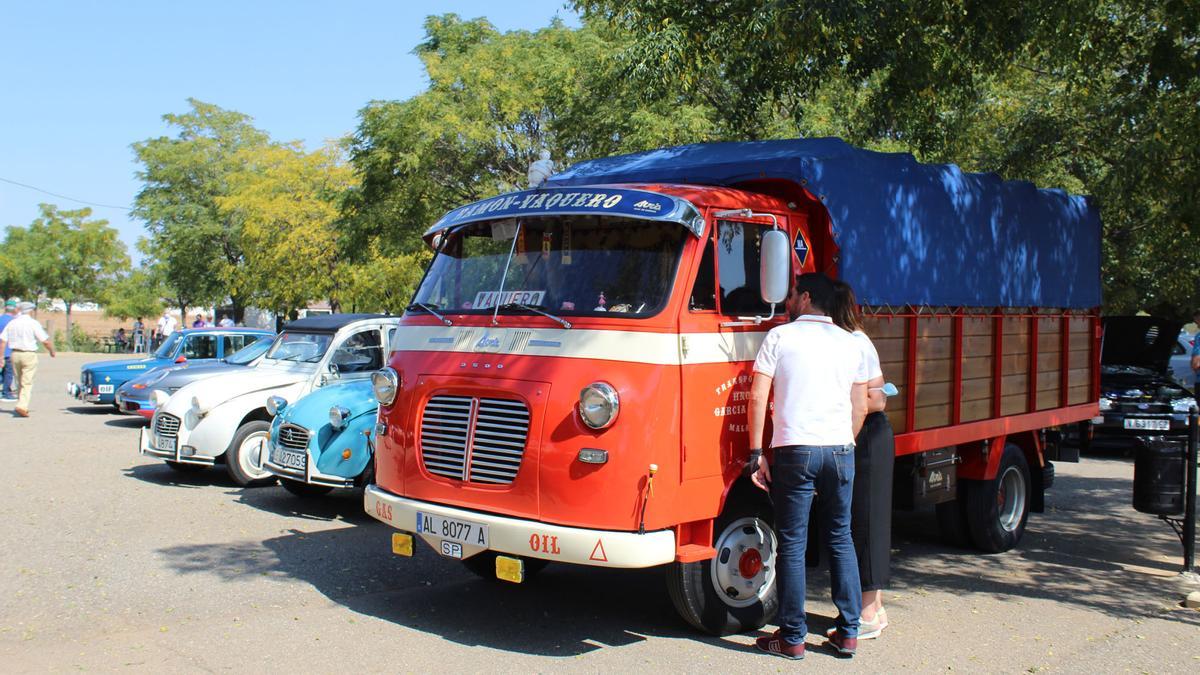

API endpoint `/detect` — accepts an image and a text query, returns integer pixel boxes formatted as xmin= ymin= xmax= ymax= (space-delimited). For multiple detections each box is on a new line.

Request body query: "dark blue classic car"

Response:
xmin=69 ymin=327 xmax=273 ymax=408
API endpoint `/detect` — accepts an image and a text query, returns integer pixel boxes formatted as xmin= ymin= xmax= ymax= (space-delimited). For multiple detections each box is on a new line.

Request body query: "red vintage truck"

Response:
xmin=364 ymin=139 xmax=1102 ymax=634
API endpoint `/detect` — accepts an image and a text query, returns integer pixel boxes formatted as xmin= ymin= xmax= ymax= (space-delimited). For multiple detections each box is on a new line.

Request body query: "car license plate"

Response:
xmin=1124 ymin=418 xmax=1170 ymax=431
xmin=271 ymin=445 xmax=306 ymax=470
xmin=416 ymin=512 xmax=489 ymax=552
xmin=98 ymin=385 xmax=114 ymax=394
xmin=155 ymin=435 xmax=176 ymax=452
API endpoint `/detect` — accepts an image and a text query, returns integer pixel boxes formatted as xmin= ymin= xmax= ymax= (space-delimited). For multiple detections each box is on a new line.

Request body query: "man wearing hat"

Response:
xmin=0 ymin=299 xmax=16 ymax=401
xmin=0 ymin=301 xmax=56 ymax=417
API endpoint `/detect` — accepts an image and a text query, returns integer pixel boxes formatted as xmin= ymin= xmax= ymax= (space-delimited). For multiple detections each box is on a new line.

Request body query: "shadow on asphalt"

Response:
xmin=153 ymin=457 xmax=1200 ymax=657
xmin=155 ymin=522 xmax=742 ymax=657
xmin=123 ymin=462 xmax=240 ymax=489
xmin=886 ymin=469 xmax=1200 ymax=628
xmin=105 ymin=417 xmax=148 ymax=429
xmin=235 ymin=486 xmax=376 ymax=524
xmin=64 ymin=405 xmax=117 ymax=415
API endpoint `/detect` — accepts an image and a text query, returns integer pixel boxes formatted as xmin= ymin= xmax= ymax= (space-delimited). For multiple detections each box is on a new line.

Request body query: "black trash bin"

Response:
xmin=1133 ymin=436 xmax=1186 ymax=516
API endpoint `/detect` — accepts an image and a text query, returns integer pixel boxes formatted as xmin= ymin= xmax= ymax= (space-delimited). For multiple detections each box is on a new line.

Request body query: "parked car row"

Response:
xmin=73 ymin=315 xmax=398 ymax=496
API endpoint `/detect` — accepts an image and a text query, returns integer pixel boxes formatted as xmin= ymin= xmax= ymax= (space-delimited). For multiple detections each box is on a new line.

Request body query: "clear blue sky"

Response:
xmin=0 ymin=1 xmax=578 ymax=262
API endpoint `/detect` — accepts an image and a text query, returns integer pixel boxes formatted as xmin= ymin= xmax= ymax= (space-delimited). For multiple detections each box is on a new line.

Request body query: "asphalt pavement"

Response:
xmin=1 ymin=353 xmax=1197 ymax=673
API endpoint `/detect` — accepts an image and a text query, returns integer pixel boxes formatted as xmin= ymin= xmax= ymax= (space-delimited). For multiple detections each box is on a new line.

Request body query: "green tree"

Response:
xmin=217 ymin=142 xmax=355 ymax=318
xmin=132 ymin=99 xmax=270 ymax=322
xmin=15 ymin=204 xmax=130 ymax=340
xmin=344 ymin=14 xmax=722 ymax=260
xmin=579 ymin=1 xmax=1200 ymax=314
xmin=102 ymin=267 xmax=166 ymax=321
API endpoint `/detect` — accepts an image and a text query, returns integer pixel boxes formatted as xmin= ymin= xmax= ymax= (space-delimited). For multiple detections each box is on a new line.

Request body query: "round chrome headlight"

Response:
xmin=1098 ymin=397 xmax=1113 ymax=412
xmin=329 ymin=405 xmax=351 ymax=430
xmin=152 ymin=389 xmax=170 ymax=408
xmin=372 ymin=368 xmax=400 ymax=405
xmin=266 ymin=395 xmax=288 ymax=416
xmin=579 ymin=382 xmax=619 ymax=430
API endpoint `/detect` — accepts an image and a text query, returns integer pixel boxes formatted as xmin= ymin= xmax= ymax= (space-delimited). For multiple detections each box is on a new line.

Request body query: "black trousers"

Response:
xmin=806 ymin=411 xmax=895 ymax=592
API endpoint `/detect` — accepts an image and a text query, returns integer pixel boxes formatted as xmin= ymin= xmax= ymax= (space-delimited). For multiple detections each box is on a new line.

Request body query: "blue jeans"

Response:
xmin=1 ymin=355 xmax=13 ymax=397
xmin=771 ymin=444 xmax=861 ymax=644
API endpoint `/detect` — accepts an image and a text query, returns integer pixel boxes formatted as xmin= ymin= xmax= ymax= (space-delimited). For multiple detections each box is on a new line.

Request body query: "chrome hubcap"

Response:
xmin=997 ymin=465 xmax=1026 ymax=532
xmin=710 ymin=516 xmax=777 ymax=608
xmin=239 ymin=432 xmax=270 ymax=479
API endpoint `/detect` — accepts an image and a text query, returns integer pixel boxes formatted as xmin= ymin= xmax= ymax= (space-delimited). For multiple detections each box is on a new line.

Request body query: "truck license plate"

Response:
xmin=1124 ymin=418 xmax=1170 ymax=431
xmin=155 ymin=435 xmax=176 ymax=452
xmin=271 ymin=445 xmax=306 ymax=470
xmin=416 ymin=512 xmax=489 ymax=552
xmin=98 ymin=385 xmax=114 ymax=394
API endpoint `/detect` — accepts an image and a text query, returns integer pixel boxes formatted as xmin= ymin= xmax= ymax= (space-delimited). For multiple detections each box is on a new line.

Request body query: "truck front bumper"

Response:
xmin=364 ymin=484 xmax=676 ymax=568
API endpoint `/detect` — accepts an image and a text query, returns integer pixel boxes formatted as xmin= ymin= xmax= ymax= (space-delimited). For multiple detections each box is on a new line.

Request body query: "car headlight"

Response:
xmin=1172 ymin=398 xmax=1196 ymax=413
xmin=330 ymin=406 xmax=351 ymax=430
xmin=579 ymin=382 xmax=620 ymax=430
xmin=152 ymin=390 xmax=170 ymax=408
xmin=267 ymin=395 xmax=287 ymax=417
xmin=372 ymin=368 xmax=400 ymax=405
xmin=190 ymin=395 xmax=208 ymax=419
xmin=1098 ymin=397 xmax=1113 ymax=412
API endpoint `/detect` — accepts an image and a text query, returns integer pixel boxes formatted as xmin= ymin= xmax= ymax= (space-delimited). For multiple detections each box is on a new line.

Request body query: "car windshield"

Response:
xmin=264 ymin=332 xmax=334 ymax=363
xmin=226 ymin=336 xmax=273 ymax=365
xmin=411 ymin=216 xmax=688 ymax=318
xmin=153 ymin=332 xmax=182 ymax=359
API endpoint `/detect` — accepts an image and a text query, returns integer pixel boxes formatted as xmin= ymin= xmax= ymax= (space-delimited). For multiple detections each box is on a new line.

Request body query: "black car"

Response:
xmin=1094 ymin=316 xmax=1195 ymax=438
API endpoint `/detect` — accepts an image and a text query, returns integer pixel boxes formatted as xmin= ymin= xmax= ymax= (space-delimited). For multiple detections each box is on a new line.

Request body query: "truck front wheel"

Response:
xmin=666 ymin=501 xmax=778 ymax=635
xmin=964 ymin=443 xmax=1031 ymax=552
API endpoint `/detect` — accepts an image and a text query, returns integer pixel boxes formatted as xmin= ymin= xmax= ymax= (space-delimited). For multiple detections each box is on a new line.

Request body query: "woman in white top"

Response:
xmin=828 ymin=279 xmax=895 ymax=639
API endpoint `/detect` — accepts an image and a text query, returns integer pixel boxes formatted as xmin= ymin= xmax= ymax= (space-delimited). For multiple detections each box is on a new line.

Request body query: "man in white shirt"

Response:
xmin=155 ymin=311 xmax=176 ymax=348
xmin=748 ymin=273 xmax=868 ymax=660
xmin=0 ymin=302 xmax=56 ymax=417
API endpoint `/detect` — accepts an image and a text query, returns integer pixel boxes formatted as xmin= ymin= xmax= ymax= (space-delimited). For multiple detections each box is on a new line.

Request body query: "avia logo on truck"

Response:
xmin=364 ymin=138 xmax=1102 ymax=635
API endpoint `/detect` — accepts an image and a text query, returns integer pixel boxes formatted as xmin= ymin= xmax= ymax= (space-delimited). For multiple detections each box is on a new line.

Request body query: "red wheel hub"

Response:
xmin=738 ymin=548 xmax=763 ymax=578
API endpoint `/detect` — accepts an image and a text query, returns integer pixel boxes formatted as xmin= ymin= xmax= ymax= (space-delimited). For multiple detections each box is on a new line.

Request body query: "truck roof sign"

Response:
xmin=425 ymin=186 xmax=705 ymax=239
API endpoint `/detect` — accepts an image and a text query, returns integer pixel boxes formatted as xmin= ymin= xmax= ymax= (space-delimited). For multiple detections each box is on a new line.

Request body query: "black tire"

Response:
xmin=354 ymin=457 xmax=376 ymax=489
xmin=965 ymin=444 xmax=1031 ymax=553
xmin=461 ymin=552 xmax=549 ymax=580
xmin=165 ymin=460 xmax=205 ymax=474
xmin=225 ymin=420 xmax=277 ymax=487
xmin=666 ymin=497 xmax=778 ymax=635
xmin=280 ymin=478 xmax=334 ymax=498
xmin=935 ymin=488 xmax=972 ymax=548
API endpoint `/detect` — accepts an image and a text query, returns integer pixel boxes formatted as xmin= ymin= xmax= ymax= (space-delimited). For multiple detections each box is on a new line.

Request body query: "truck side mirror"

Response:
xmin=759 ymin=229 xmax=791 ymax=305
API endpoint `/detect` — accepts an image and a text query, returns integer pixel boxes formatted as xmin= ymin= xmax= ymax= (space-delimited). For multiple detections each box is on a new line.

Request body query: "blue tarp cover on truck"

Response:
xmin=547 ymin=138 xmax=1102 ymax=309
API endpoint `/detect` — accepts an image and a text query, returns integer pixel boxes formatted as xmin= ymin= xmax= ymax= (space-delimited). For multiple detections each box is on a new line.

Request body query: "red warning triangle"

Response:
xmin=589 ymin=538 xmax=608 ymax=562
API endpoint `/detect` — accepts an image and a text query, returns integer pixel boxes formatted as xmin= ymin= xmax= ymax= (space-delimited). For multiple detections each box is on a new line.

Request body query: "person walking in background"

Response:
xmin=828 ymin=280 xmax=896 ymax=640
xmin=0 ymin=302 xmax=56 ymax=417
xmin=132 ymin=317 xmax=145 ymax=353
xmin=748 ymin=273 xmax=869 ymax=659
xmin=0 ymin=299 xmax=17 ymax=402
xmin=191 ymin=313 xmax=206 ymax=328
xmin=155 ymin=310 xmax=176 ymax=349
xmin=218 ymin=314 xmax=234 ymax=328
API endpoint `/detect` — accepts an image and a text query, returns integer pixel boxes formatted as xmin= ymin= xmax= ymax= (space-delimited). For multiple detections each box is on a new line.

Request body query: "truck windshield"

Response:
xmin=153 ymin=332 xmax=182 ymax=359
xmin=412 ymin=216 xmax=688 ymax=318
xmin=265 ymin=332 xmax=334 ymax=363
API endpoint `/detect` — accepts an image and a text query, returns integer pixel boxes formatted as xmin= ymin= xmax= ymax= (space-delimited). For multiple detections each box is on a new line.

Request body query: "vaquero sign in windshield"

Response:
xmin=424 ymin=186 xmax=705 ymax=238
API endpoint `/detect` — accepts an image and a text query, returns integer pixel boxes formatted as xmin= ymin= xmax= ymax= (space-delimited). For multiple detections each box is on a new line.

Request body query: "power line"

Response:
xmin=0 ymin=176 xmax=133 ymax=212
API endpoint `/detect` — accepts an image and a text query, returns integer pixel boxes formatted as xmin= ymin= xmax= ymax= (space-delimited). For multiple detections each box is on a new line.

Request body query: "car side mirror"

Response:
xmin=175 ymin=356 xmax=187 ymax=364
xmin=759 ymin=229 xmax=790 ymax=305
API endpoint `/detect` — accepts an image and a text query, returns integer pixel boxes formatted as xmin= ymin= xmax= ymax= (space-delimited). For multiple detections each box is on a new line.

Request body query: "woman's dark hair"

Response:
xmin=830 ymin=279 xmax=864 ymax=333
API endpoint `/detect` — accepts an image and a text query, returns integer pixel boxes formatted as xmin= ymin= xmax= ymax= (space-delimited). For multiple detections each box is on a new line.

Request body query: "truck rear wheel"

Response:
xmin=666 ymin=501 xmax=778 ymax=635
xmin=965 ymin=444 xmax=1031 ymax=552
xmin=225 ymin=420 xmax=277 ymax=487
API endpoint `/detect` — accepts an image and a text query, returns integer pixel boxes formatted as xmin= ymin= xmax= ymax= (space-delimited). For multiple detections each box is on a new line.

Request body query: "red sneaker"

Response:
xmin=827 ymin=630 xmax=858 ymax=657
xmin=755 ymin=630 xmax=806 ymax=660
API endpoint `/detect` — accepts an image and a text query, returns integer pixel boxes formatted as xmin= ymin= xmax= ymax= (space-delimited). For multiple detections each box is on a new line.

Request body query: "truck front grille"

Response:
xmin=155 ymin=413 xmax=181 ymax=439
xmin=420 ymin=395 xmax=530 ymax=484
xmin=277 ymin=424 xmax=311 ymax=451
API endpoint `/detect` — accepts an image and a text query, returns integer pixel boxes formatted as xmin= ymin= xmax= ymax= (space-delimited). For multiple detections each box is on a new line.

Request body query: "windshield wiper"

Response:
xmin=497 ymin=302 xmax=572 ymax=329
xmin=407 ymin=302 xmax=452 ymax=326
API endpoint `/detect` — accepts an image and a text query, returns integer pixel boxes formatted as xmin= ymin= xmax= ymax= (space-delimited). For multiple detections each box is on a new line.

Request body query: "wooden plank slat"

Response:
xmin=960 ymin=397 xmax=993 ymax=422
